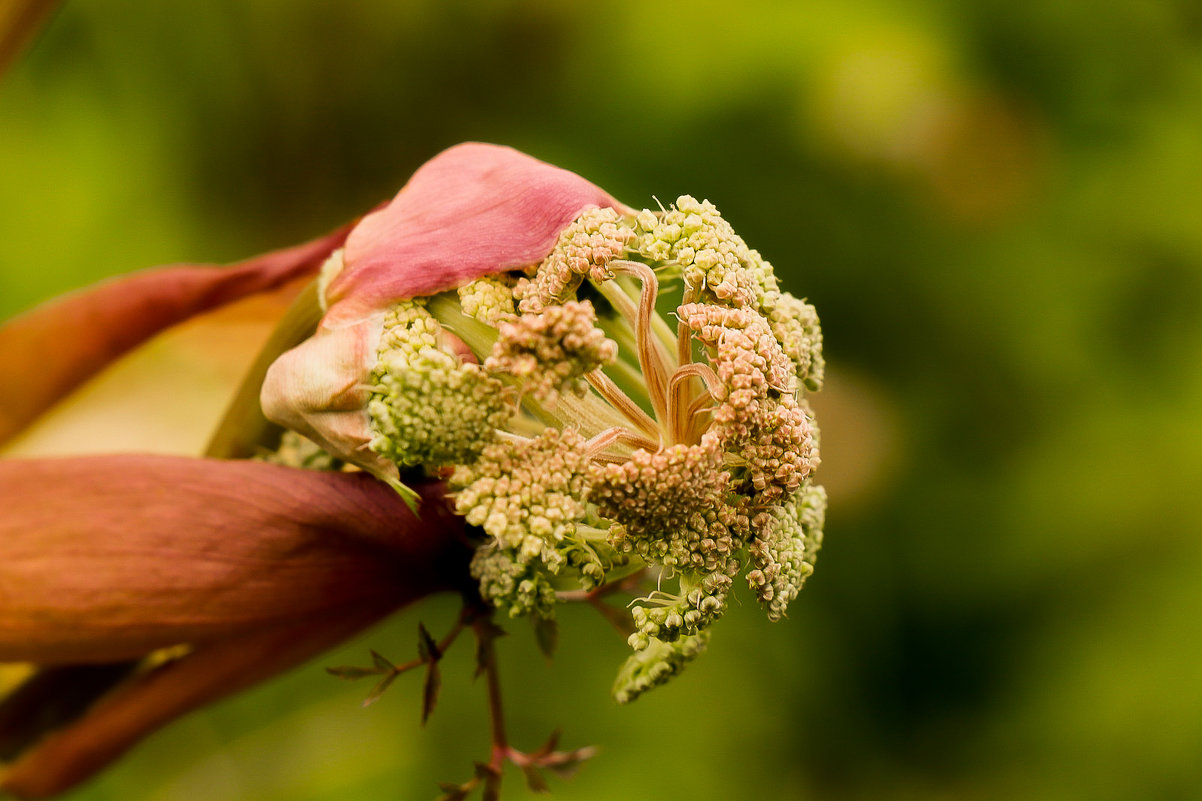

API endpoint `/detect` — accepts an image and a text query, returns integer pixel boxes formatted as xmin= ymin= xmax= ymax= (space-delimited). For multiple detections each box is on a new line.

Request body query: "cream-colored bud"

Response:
xmin=261 ymin=311 xmax=398 ymax=484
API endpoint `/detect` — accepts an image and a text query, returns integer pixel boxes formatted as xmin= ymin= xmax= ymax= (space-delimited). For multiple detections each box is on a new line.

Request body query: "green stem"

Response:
xmin=205 ymin=281 xmax=323 ymax=459
xmin=425 ymin=292 xmax=499 ymax=359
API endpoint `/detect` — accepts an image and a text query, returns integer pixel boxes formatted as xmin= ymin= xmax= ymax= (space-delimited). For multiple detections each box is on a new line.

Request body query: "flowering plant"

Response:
xmin=0 ymin=143 xmax=824 ymax=799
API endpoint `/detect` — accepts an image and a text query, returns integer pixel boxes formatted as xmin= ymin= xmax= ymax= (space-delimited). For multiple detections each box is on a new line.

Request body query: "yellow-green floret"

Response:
xmin=456 ymin=429 xmax=628 ymax=617
xmin=367 ymin=300 xmax=512 ymax=468
xmin=516 ymin=207 xmax=636 ymax=313
xmin=612 ymin=632 xmax=711 ymax=705
xmin=747 ymin=484 xmax=826 ymax=622
xmin=458 ymin=274 xmax=518 ymax=326
xmin=453 ymin=429 xmax=591 ymax=564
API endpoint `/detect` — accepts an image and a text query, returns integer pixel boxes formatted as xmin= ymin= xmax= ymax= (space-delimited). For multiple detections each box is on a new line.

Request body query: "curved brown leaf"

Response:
xmin=0 ymin=454 xmax=468 ymax=665
xmin=0 ymin=225 xmax=352 ymax=447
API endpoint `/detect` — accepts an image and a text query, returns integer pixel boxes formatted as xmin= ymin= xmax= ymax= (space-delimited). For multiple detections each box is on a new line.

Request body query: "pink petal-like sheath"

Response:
xmin=0 ymin=600 xmax=400 ymax=799
xmin=327 ymin=142 xmax=630 ymax=319
xmin=0 ymin=225 xmax=352 ymax=448
xmin=263 ymin=143 xmax=630 ymax=473
xmin=260 ymin=311 xmax=400 ymax=482
xmin=0 ymin=455 xmax=468 ymax=665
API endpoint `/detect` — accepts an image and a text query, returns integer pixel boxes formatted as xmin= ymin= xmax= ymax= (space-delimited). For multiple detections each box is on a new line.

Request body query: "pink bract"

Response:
xmin=327 ymin=142 xmax=630 ymax=321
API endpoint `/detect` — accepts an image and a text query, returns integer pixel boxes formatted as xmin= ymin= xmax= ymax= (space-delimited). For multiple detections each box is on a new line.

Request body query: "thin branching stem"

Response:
xmin=557 ymin=570 xmax=649 ymax=638
xmin=377 ymin=612 xmax=468 ymax=679
xmin=556 ymin=570 xmax=647 ymax=603
xmin=588 ymin=451 xmax=636 ymax=465
xmin=476 ymin=619 xmax=509 ymax=778
xmin=495 ymin=430 xmax=535 ymax=446
xmin=676 ymin=318 xmax=693 ymax=372
xmin=535 ymin=384 xmax=634 ymax=438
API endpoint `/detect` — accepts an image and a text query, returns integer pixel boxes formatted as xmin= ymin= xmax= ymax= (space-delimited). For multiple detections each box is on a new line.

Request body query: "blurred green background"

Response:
xmin=4 ymin=0 xmax=1202 ymax=799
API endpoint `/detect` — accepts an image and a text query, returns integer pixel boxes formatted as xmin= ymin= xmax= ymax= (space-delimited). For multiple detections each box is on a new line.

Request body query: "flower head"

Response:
xmin=262 ymin=148 xmax=828 ymax=702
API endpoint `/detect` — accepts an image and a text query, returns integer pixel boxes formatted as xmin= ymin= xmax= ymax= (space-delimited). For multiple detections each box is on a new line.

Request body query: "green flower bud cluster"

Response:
xmin=458 ymin=273 xmax=518 ymax=326
xmin=626 ymin=573 xmax=731 ymax=651
xmin=363 ymin=196 xmax=826 ymax=701
xmin=612 ymin=631 xmax=711 ymax=704
xmin=636 ymin=197 xmax=824 ymax=391
xmin=747 ymin=485 xmax=826 ymax=622
xmin=453 ymin=429 xmax=590 ymax=562
xmin=516 ymin=207 xmax=636 ymax=313
xmin=679 ymin=302 xmax=818 ymax=505
xmin=454 ymin=429 xmax=628 ymax=617
xmin=470 ymin=543 xmax=559 ymax=620
xmin=367 ymin=300 xmax=512 ymax=468
xmin=512 ymin=205 xmax=634 ymax=312
xmin=633 ymin=196 xmax=775 ymax=307
xmin=765 ymin=291 xmax=825 ymax=392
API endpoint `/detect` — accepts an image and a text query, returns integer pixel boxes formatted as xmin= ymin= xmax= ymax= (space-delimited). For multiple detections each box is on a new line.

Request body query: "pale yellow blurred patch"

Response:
xmin=0 ymin=663 xmax=34 ymax=695
xmin=804 ymin=24 xmax=1047 ymax=224
xmin=2 ymin=284 xmax=299 ymax=458
xmin=807 ymin=27 xmax=958 ymax=166
xmin=918 ymin=95 xmax=1048 ymax=223
xmin=807 ymin=366 xmax=903 ymax=515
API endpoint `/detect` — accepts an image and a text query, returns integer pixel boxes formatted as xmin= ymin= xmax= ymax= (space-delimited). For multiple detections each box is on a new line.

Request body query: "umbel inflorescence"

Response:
xmin=321 ymin=196 xmax=826 ymax=702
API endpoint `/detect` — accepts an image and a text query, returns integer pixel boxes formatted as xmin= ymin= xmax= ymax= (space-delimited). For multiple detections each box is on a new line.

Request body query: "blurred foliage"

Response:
xmin=4 ymin=0 xmax=1202 ymax=799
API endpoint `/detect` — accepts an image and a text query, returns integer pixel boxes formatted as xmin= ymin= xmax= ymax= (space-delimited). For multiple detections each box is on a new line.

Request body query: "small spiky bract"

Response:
xmin=367 ymin=198 xmax=825 ymax=702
